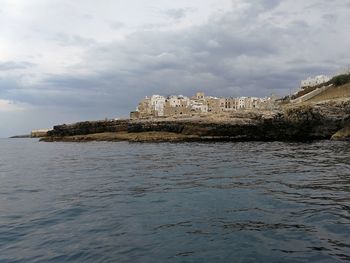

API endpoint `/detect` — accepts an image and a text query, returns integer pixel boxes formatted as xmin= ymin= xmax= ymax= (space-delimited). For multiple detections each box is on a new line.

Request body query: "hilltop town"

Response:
xmin=130 ymin=67 xmax=350 ymax=120
xmin=130 ymin=92 xmax=279 ymax=119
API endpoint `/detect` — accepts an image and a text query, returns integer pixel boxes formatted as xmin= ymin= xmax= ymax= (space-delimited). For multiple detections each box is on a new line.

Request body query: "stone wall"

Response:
xmin=291 ymin=85 xmax=331 ymax=104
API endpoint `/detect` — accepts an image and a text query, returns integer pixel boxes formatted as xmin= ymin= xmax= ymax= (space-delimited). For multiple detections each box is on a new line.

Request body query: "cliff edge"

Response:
xmin=41 ymin=99 xmax=350 ymax=142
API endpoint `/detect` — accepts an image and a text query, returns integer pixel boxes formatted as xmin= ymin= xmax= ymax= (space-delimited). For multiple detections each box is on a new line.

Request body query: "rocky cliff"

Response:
xmin=331 ymin=124 xmax=350 ymax=141
xmin=44 ymin=99 xmax=350 ymax=142
xmin=47 ymin=120 xmax=130 ymax=136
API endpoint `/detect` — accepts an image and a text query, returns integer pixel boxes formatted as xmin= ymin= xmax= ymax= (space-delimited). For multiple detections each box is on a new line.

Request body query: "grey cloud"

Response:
xmin=51 ymin=33 xmax=96 ymax=47
xmin=82 ymin=14 xmax=94 ymax=20
xmin=322 ymin=13 xmax=337 ymax=22
xmin=289 ymin=64 xmax=340 ymax=77
xmin=0 ymin=78 xmax=21 ymax=99
xmin=256 ymin=0 xmax=282 ymax=9
xmin=139 ymin=22 xmax=172 ymax=30
xmin=243 ymin=0 xmax=282 ymax=16
xmin=161 ymin=8 xmax=194 ymax=20
xmin=110 ymin=21 xmax=124 ymax=30
xmin=2 ymin=0 xmax=349 ymax=129
xmin=290 ymin=20 xmax=309 ymax=28
xmin=286 ymin=58 xmax=308 ymax=65
xmin=0 ymin=61 xmax=35 ymax=71
xmin=306 ymin=0 xmax=346 ymax=9
xmin=81 ymin=4 xmax=346 ymax=99
xmin=58 ymin=21 xmax=281 ymax=105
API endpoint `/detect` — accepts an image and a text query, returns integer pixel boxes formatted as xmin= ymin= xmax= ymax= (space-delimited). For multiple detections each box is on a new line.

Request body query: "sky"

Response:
xmin=0 ymin=0 xmax=349 ymax=137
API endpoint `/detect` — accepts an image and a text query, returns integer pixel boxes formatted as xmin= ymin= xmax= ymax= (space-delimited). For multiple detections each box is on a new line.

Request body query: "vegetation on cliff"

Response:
xmin=332 ymin=73 xmax=350 ymax=87
xmin=293 ymin=73 xmax=350 ymax=99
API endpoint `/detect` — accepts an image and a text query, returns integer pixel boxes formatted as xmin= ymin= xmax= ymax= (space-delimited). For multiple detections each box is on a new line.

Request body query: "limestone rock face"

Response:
xmin=47 ymin=120 xmax=129 ymax=136
xmin=331 ymin=125 xmax=350 ymax=141
xmin=45 ymin=100 xmax=350 ymax=142
xmin=283 ymin=100 xmax=350 ymax=139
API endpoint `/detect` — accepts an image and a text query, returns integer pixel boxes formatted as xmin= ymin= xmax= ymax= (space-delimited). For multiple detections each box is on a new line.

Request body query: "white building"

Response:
xmin=238 ymin=97 xmax=246 ymax=109
xmin=166 ymin=95 xmax=190 ymax=108
xmin=190 ymin=102 xmax=208 ymax=113
xmin=132 ymin=91 xmax=277 ymax=119
xmin=300 ymin=75 xmax=330 ymax=88
xmin=150 ymin=95 xmax=166 ymax=116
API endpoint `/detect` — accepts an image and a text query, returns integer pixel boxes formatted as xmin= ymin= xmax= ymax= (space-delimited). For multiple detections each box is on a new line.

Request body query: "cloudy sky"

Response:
xmin=0 ymin=0 xmax=349 ymax=137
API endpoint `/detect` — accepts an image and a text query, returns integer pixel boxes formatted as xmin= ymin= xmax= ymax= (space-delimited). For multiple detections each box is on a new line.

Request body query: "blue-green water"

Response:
xmin=0 ymin=139 xmax=349 ymax=262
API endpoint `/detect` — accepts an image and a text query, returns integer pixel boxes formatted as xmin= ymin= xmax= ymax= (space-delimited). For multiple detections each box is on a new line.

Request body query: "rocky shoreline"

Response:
xmin=41 ymin=99 xmax=350 ymax=142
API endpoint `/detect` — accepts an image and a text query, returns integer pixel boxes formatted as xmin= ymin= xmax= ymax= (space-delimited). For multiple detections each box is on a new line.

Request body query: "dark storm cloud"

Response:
xmin=3 ymin=0 xmax=350 ymax=119
xmin=30 ymin=23 xmax=278 ymax=111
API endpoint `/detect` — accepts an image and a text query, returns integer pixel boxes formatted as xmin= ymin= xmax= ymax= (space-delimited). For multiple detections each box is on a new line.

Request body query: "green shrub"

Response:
xmin=293 ymin=73 xmax=350 ymax=99
xmin=331 ymin=74 xmax=350 ymax=86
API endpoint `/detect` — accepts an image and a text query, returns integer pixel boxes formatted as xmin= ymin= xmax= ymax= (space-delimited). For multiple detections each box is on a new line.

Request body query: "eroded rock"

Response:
xmin=44 ymin=100 xmax=350 ymax=142
xmin=331 ymin=125 xmax=350 ymax=141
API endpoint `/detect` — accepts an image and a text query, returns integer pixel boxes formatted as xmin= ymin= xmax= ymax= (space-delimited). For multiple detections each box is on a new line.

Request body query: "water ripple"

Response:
xmin=0 ymin=139 xmax=349 ymax=262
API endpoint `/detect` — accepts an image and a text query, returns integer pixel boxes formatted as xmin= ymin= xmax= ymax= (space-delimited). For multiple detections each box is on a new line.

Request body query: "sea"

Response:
xmin=0 ymin=138 xmax=349 ymax=263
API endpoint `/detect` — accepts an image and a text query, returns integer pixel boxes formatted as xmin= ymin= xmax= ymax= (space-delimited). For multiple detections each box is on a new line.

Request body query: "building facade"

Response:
xmin=131 ymin=92 xmax=277 ymax=119
xmin=164 ymin=95 xmax=191 ymax=116
xmin=300 ymin=75 xmax=330 ymax=88
xmin=150 ymin=95 xmax=166 ymax=117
